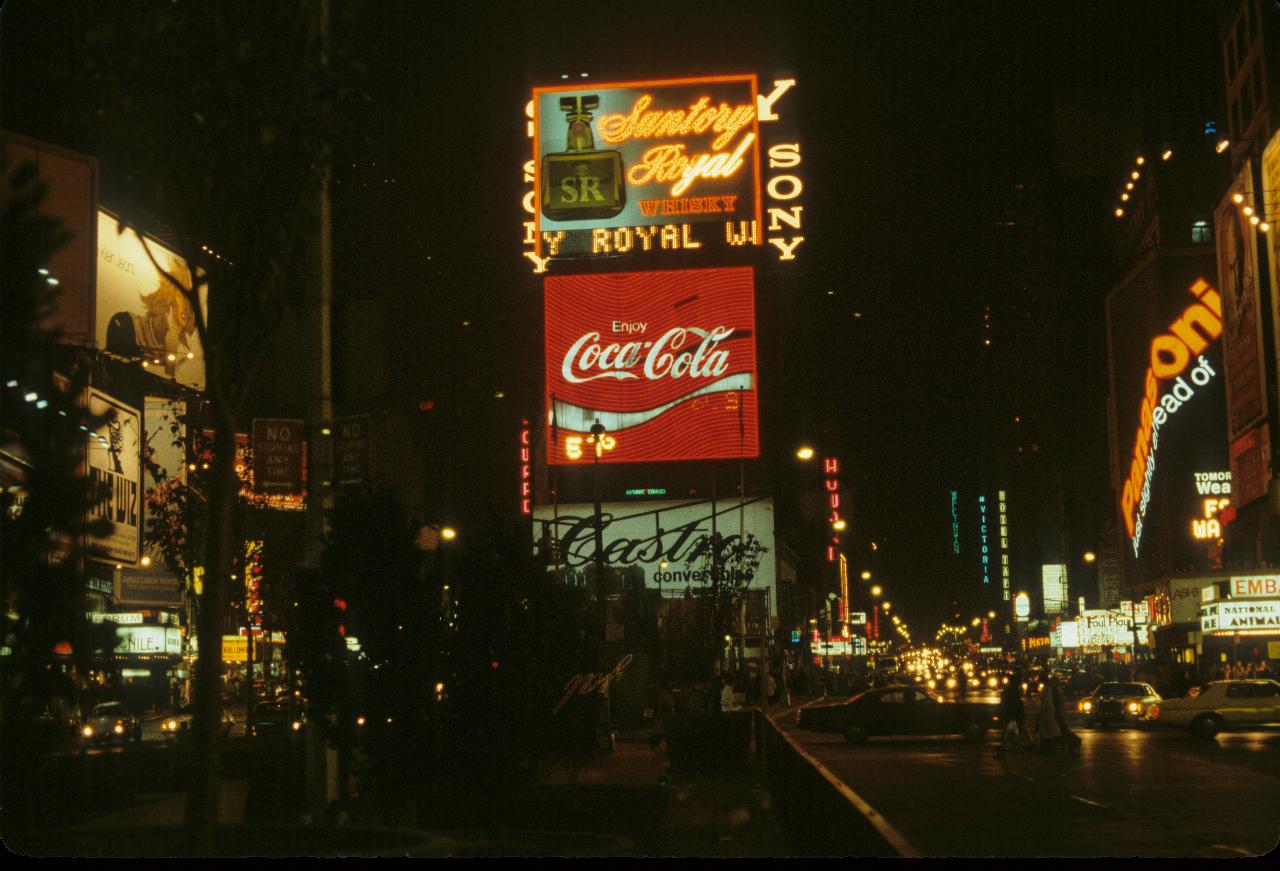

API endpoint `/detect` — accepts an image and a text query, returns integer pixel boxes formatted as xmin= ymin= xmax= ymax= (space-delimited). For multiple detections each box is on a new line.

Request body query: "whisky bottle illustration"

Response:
xmin=541 ymin=95 xmax=626 ymax=222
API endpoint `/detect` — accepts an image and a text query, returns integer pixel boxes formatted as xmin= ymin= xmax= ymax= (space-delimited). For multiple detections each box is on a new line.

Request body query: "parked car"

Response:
xmin=1146 ymin=679 xmax=1280 ymax=739
xmin=1078 ymin=682 xmax=1162 ymax=727
xmin=81 ymin=701 xmax=141 ymax=746
xmin=797 ymin=686 xmax=1002 ymax=744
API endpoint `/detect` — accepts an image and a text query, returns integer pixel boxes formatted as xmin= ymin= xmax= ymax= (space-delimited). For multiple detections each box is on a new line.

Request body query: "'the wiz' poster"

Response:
xmin=87 ymin=388 xmax=142 ymax=565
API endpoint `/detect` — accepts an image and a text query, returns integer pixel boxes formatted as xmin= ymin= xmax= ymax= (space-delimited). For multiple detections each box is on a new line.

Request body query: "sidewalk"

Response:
xmin=527 ymin=718 xmax=783 ymax=856
xmin=56 ymin=713 xmax=789 ymax=856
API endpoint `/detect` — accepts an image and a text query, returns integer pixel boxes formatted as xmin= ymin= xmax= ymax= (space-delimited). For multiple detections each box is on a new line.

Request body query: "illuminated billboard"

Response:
xmin=87 ymin=388 xmax=142 ymax=565
xmin=523 ymin=76 xmax=802 ymax=270
xmin=533 ymin=497 xmax=774 ymax=607
xmin=96 ymin=210 xmax=207 ymax=391
xmin=1041 ymin=564 xmax=1067 ymax=615
xmin=1112 ymin=279 xmax=1225 ymax=557
xmin=545 ymin=267 xmax=759 ymax=465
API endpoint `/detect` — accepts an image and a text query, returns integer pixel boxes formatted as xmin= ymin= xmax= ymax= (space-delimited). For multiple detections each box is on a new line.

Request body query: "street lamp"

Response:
xmin=1083 ymin=551 xmax=1097 ymax=563
xmin=796 ymin=445 xmax=815 ymax=461
xmin=832 ymin=519 xmax=847 ymax=531
xmin=440 ymin=526 xmax=458 ymax=541
xmin=870 ymin=585 xmax=882 ymax=597
xmin=860 ymin=570 xmax=872 ymax=581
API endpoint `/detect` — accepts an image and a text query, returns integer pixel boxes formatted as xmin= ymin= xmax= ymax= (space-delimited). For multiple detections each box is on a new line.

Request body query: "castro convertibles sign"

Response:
xmin=533 ymin=498 xmax=774 ymax=599
xmin=546 ymin=267 xmax=758 ymax=464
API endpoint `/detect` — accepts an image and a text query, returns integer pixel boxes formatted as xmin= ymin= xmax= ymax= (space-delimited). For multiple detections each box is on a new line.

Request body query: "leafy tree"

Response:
xmin=66 ymin=1 xmax=362 ymax=845
xmin=682 ymin=528 xmax=769 ymax=679
xmin=0 ymin=150 xmax=116 ymax=833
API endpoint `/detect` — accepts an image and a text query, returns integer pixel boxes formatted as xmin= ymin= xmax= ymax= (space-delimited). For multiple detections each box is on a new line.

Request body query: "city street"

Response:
xmin=6 ymin=0 xmax=1280 ymax=858
xmin=779 ymin=705 xmax=1280 ymax=857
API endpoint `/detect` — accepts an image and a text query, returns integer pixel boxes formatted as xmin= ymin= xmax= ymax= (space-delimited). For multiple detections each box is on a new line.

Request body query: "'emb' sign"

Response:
xmin=1231 ymin=575 xmax=1280 ymax=598
xmin=252 ymin=419 xmax=304 ymax=495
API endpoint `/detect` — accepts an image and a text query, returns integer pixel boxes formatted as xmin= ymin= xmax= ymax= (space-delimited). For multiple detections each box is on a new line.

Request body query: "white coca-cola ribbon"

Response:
xmin=552 ymin=372 xmax=752 ymax=433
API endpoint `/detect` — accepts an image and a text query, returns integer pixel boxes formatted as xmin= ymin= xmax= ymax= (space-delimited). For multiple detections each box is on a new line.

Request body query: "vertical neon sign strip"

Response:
xmin=825 ymin=457 xmax=840 ymax=563
xmin=998 ymin=489 xmax=1010 ymax=601
xmin=950 ymin=490 xmax=960 ymax=554
xmin=978 ymin=495 xmax=990 ymax=585
xmin=519 ymin=419 xmax=532 ymax=516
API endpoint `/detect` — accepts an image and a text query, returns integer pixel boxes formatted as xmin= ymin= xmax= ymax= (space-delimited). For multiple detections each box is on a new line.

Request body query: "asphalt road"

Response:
xmin=781 ymin=693 xmax=1280 ymax=857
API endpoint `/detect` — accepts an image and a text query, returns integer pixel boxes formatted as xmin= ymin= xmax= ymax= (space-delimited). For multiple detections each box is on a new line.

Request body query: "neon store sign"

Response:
xmin=998 ymin=489 xmax=1010 ymax=601
xmin=978 ymin=495 xmax=990 ymax=586
xmin=519 ymin=419 xmax=532 ymax=516
xmin=825 ymin=457 xmax=841 ymax=563
xmin=950 ymin=490 xmax=960 ymax=555
xmin=1122 ymin=279 xmax=1223 ymax=556
xmin=522 ymin=75 xmax=803 ymax=272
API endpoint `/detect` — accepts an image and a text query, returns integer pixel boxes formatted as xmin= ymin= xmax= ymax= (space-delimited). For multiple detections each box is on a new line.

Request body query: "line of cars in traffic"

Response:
xmin=798 ymin=658 xmax=1280 ymax=744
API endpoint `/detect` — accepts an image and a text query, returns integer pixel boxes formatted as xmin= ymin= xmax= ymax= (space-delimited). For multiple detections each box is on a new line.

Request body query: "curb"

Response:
xmin=763 ymin=711 xmax=921 ymax=858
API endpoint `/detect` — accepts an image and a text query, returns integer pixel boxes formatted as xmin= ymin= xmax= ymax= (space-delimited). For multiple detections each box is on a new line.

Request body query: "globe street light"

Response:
xmin=1083 ymin=551 xmax=1097 ymax=563
xmin=796 ymin=446 xmax=815 ymax=461
xmin=860 ymin=570 xmax=872 ymax=581
xmin=870 ymin=585 xmax=882 ymax=597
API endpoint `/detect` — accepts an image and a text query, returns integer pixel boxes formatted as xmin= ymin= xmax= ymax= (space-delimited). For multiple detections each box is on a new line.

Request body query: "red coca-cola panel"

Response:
xmin=545 ymin=267 xmax=759 ymax=465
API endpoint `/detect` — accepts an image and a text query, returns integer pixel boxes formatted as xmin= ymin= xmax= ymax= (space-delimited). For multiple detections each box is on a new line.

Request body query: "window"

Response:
xmin=1250 ymin=683 xmax=1280 ymax=698
xmin=1192 ymin=220 xmax=1212 ymax=244
xmin=1226 ymin=683 xmax=1250 ymax=698
xmin=879 ymin=691 xmax=905 ymax=704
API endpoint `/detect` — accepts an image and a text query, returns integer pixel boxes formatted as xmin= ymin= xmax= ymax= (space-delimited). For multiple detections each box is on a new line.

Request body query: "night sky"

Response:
xmin=1 ymin=1 xmax=1222 ymax=632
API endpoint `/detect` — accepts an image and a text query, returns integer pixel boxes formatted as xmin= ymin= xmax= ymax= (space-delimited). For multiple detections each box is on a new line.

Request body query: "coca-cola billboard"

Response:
xmin=545 ymin=267 xmax=758 ymax=464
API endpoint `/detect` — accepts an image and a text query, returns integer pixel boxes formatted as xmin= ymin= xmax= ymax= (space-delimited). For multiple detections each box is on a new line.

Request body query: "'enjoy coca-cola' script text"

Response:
xmin=561 ymin=326 xmax=734 ymax=384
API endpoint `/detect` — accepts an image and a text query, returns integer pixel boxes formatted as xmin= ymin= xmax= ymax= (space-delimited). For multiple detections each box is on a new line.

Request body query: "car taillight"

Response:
xmin=1148 ymin=705 xmax=1159 ymax=719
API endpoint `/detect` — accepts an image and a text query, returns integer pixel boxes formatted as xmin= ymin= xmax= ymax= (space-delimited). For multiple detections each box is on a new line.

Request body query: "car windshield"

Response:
xmin=1098 ymin=683 xmax=1147 ymax=696
xmin=93 ymin=703 xmax=125 ymax=715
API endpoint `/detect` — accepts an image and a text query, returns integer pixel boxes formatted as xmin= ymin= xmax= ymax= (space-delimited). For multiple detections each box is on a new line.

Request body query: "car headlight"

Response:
xmin=927 ymin=679 xmax=936 ymax=689
xmin=291 ymin=721 xmax=302 ymax=731
xmin=81 ymin=725 xmax=93 ymax=738
xmin=113 ymin=723 xmax=125 ymax=735
xmin=988 ymin=677 xmax=998 ymax=688
xmin=946 ymin=677 xmax=957 ymax=689
xmin=1128 ymin=702 xmax=1141 ymax=714
xmin=1081 ymin=701 xmax=1093 ymax=713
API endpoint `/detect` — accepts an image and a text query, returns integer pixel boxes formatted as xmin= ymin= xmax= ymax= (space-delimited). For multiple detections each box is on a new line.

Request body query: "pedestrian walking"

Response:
xmin=1035 ymin=681 xmax=1063 ymax=753
xmin=1048 ymin=675 xmax=1080 ymax=753
xmin=998 ymin=675 xmax=1025 ymax=751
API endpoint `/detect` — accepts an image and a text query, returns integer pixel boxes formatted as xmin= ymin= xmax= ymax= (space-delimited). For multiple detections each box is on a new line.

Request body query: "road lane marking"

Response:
xmin=1210 ymin=844 xmax=1253 ymax=856
xmin=1069 ymin=795 xmax=1109 ymax=809
xmin=765 ymin=713 xmax=921 ymax=858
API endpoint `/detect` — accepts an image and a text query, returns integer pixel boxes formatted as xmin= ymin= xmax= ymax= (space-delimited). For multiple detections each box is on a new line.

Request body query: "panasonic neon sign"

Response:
xmin=1123 ymin=280 xmax=1223 ymax=556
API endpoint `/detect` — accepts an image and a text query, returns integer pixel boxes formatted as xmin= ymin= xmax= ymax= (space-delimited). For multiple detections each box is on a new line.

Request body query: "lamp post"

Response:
xmin=588 ymin=419 xmax=609 ymax=658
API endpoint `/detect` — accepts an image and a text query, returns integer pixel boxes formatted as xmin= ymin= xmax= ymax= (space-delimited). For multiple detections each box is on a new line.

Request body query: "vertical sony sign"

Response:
xmin=758 ymin=78 xmax=804 ymax=261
